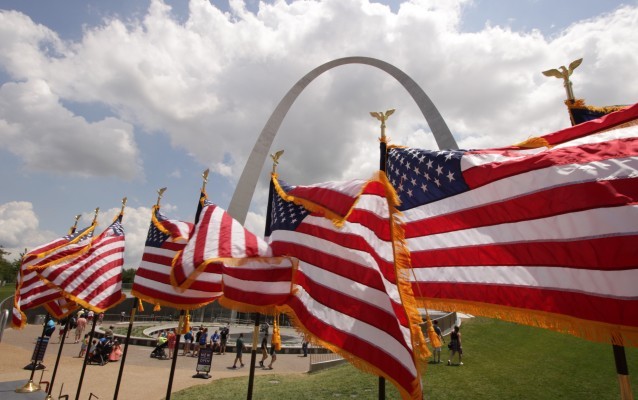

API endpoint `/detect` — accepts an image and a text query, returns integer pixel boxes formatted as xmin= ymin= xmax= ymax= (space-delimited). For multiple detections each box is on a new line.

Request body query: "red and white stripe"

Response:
xmin=35 ymin=221 xmax=125 ymax=312
xmin=132 ymin=210 xmax=223 ymax=309
xmin=171 ymin=203 xmax=272 ymax=289
xmin=11 ymin=229 xmax=93 ymax=328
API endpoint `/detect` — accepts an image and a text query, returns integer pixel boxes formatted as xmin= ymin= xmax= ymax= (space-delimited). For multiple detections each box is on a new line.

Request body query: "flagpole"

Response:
xmin=165 ymin=310 xmax=185 ymax=400
xmin=113 ymin=189 xmax=162 ymax=399
xmin=75 ymin=311 xmax=98 ymax=400
xmin=113 ymin=301 xmax=136 ymax=400
xmin=75 ymin=208 xmax=100 ymax=400
xmin=16 ymin=309 xmax=51 ymax=393
xmin=371 ymin=109 xmax=395 ymax=400
xmin=44 ymin=215 xmax=82 ymax=400
xmin=164 ymin=172 xmax=208 ymax=400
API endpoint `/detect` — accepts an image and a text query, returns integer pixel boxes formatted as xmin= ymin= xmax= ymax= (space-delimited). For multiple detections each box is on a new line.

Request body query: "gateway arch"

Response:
xmin=227 ymin=56 xmax=458 ymax=223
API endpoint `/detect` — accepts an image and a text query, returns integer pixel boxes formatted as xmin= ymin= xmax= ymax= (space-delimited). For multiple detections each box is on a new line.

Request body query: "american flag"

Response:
xmin=32 ymin=216 xmax=126 ymax=312
xmin=267 ymin=174 xmax=426 ymax=400
xmin=388 ymin=102 xmax=638 ymax=346
xmin=171 ymin=200 xmax=273 ymax=290
xmin=12 ymin=226 xmax=94 ymax=328
xmin=132 ymin=206 xmax=224 ymax=309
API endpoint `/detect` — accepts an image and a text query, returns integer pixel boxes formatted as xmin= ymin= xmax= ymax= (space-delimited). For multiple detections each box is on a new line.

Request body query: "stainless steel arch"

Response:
xmin=228 ymin=56 xmax=457 ymax=223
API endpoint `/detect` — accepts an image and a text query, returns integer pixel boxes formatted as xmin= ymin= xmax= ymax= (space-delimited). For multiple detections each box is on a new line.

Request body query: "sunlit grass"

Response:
xmin=172 ymin=317 xmax=637 ymax=399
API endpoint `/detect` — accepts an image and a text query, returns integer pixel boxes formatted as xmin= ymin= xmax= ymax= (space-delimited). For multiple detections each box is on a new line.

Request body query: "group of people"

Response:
xmin=180 ymin=325 xmax=231 ymax=357
xmin=431 ymin=320 xmax=463 ymax=366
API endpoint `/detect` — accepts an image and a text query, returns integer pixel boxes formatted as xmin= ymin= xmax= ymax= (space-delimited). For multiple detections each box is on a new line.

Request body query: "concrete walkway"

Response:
xmin=0 ymin=323 xmax=311 ymax=400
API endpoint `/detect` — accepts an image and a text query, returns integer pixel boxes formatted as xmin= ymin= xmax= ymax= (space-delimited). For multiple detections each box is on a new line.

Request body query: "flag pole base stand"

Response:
xmin=192 ymin=373 xmax=211 ymax=379
xmin=15 ymin=380 xmax=41 ymax=393
xmin=23 ymin=362 xmax=45 ymax=370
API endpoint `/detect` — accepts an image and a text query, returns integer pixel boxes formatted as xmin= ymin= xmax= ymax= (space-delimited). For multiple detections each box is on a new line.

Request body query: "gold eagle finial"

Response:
xmin=369 ymin=109 xmax=395 ymax=139
xmin=270 ymin=150 xmax=284 ymax=174
xmin=542 ymin=58 xmax=583 ymax=101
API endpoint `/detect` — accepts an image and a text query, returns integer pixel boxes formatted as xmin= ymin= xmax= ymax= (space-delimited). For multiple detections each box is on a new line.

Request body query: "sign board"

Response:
xmin=196 ymin=348 xmax=213 ymax=375
xmin=31 ymin=336 xmax=49 ymax=363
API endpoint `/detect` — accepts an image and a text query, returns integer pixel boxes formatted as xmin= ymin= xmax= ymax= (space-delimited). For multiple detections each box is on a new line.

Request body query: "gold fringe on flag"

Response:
xmin=565 ymin=98 xmax=627 ymax=114
xmin=272 ymin=313 xmax=282 ymax=351
xmin=138 ymin=298 xmax=145 ymax=312
xmin=420 ymin=298 xmax=638 ymax=348
xmin=513 ymin=136 xmax=551 ymax=149
xmin=178 ymin=311 xmax=190 ymax=335
xmin=153 ymin=303 xmax=161 ymax=312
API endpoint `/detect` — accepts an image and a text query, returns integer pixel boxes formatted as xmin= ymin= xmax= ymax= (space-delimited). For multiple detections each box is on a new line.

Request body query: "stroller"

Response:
xmin=150 ymin=340 xmax=168 ymax=359
xmin=89 ymin=338 xmax=113 ymax=366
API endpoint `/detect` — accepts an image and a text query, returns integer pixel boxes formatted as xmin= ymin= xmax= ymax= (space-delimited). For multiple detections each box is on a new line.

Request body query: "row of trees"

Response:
xmin=0 ymin=246 xmax=20 ymax=284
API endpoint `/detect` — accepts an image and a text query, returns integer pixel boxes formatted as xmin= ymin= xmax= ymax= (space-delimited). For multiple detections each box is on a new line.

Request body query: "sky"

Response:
xmin=0 ymin=0 xmax=637 ymax=267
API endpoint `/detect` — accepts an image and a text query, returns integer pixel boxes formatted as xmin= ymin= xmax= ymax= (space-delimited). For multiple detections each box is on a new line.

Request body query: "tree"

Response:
xmin=0 ymin=246 xmax=18 ymax=283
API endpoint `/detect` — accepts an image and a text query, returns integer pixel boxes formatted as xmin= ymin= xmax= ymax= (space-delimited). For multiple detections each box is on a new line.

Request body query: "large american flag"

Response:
xmin=132 ymin=206 xmax=223 ymax=309
xmin=12 ymin=226 xmax=94 ymax=328
xmin=267 ymin=173 xmax=426 ymax=400
xmin=31 ymin=216 xmax=126 ymax=312
xmin=388 ymin=102 xmax=638 ymax=346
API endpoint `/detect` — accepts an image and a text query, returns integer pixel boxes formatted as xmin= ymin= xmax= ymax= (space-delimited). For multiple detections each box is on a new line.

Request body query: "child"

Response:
xmin=79 ymin=334 xmax=89 ymax=358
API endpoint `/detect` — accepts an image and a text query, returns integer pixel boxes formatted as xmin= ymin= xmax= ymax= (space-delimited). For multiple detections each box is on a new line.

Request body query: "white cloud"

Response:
xmin=0 ymin=201 xmax=55 ymax=260
xmin=0 ymin=79 xmax=142 ymax=179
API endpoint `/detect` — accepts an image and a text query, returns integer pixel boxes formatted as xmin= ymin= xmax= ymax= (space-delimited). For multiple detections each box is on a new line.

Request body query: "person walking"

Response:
xmin=259 ymin=333 xmax=269 ymax=367
xmin=301 ymin=333 xmax=310 ymax=357
xmin=167 ymin=329 xmax=177 ymax=358
xmin=74 ymin=314 xmax=88 ymax=343
xmin=432 ymin=319 xmax=445 ymax=363
xmin=267 ymin=336 xmax=277 ymax=370
xmin=231 ymin=333 xmax=245 ymax=368
xmin=447 ymin=325 xmax=463 ymax=366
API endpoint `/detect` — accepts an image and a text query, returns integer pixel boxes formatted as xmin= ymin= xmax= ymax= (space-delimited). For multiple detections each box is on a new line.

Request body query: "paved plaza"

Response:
xmin=0 ymin=322 xmax=312 ymax=399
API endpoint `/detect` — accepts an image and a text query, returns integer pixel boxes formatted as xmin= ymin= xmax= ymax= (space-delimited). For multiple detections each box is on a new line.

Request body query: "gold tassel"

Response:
xmin=137 ymin=298 xmax=145 ymax=312
xmin=180 ymin=312 xmax=190 ymax=335
xmin=513 ymin=136 xmax=550 ymax=149
xmin=153 ymin=303 xmax=161 ymax=312
xmin=425 ymin=316 xmax=442 ymax=348
xmin=272 ymin=313 xmax=282 ymax=351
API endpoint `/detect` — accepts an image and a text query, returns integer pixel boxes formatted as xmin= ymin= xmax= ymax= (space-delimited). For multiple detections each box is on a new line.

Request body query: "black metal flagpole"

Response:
xmin=46 ymin=214 xmax=82 ymax=400
xmin=371 ymin=109 xmax=395 ymax=400
xmin=45 ymin=313 xmax=71 ymax=399
xmin=165 ymin=310 xmax=186 ymax=400
xmin=246 ymin=151 xmax=281 ymax=399
xmin=75 ymin=311 xmax=98 ymax=400
xmin=164 ymin=172 xmax=209 ymax=400
xmin=75 ymin=206 xmax=103 ymax=400
xmin=113 ymin=299 xmax=137 ymax=400
xmin=15 ymin=315 xmax=50 ymax=393
xmin=114 ymin=187 xmax=164 ymax=399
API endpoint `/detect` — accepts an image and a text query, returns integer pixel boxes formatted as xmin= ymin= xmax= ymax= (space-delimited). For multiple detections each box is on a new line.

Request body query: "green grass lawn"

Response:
xmin=171 ymin=317 xmax=637 ymax=399
xmin=0 ymin=285 xmax=15 ymax=307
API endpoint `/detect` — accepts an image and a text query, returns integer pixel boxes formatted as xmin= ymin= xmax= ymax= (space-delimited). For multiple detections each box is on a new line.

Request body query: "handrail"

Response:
xmin=0 ymin=309 xmax=9 ymax=343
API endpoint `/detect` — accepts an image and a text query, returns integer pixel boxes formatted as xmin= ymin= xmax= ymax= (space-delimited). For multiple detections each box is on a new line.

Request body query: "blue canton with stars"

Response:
xmin=109 ymin=219 xmax=125 ymax=236
xmin=63 ymin=226 xmax=94 ymax=241
xmin=270 ymin=181 xmax=309 ymax=232
xmin=146 ymin=211 xmax=170 ymax=247
xmin=386 ymin=147 xmax=469 ymax=211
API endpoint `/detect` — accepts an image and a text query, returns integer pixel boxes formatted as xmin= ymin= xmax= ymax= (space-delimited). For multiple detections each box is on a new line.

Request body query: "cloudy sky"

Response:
xmin=0 ymin=0 xmax=636 ymax=267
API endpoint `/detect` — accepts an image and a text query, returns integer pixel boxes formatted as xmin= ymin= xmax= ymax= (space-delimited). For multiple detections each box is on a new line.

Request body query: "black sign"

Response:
xmin=196 ymin=348 xmax=213 ymax=374
xmin=31 ymin=336 xmax=49 ymax=363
